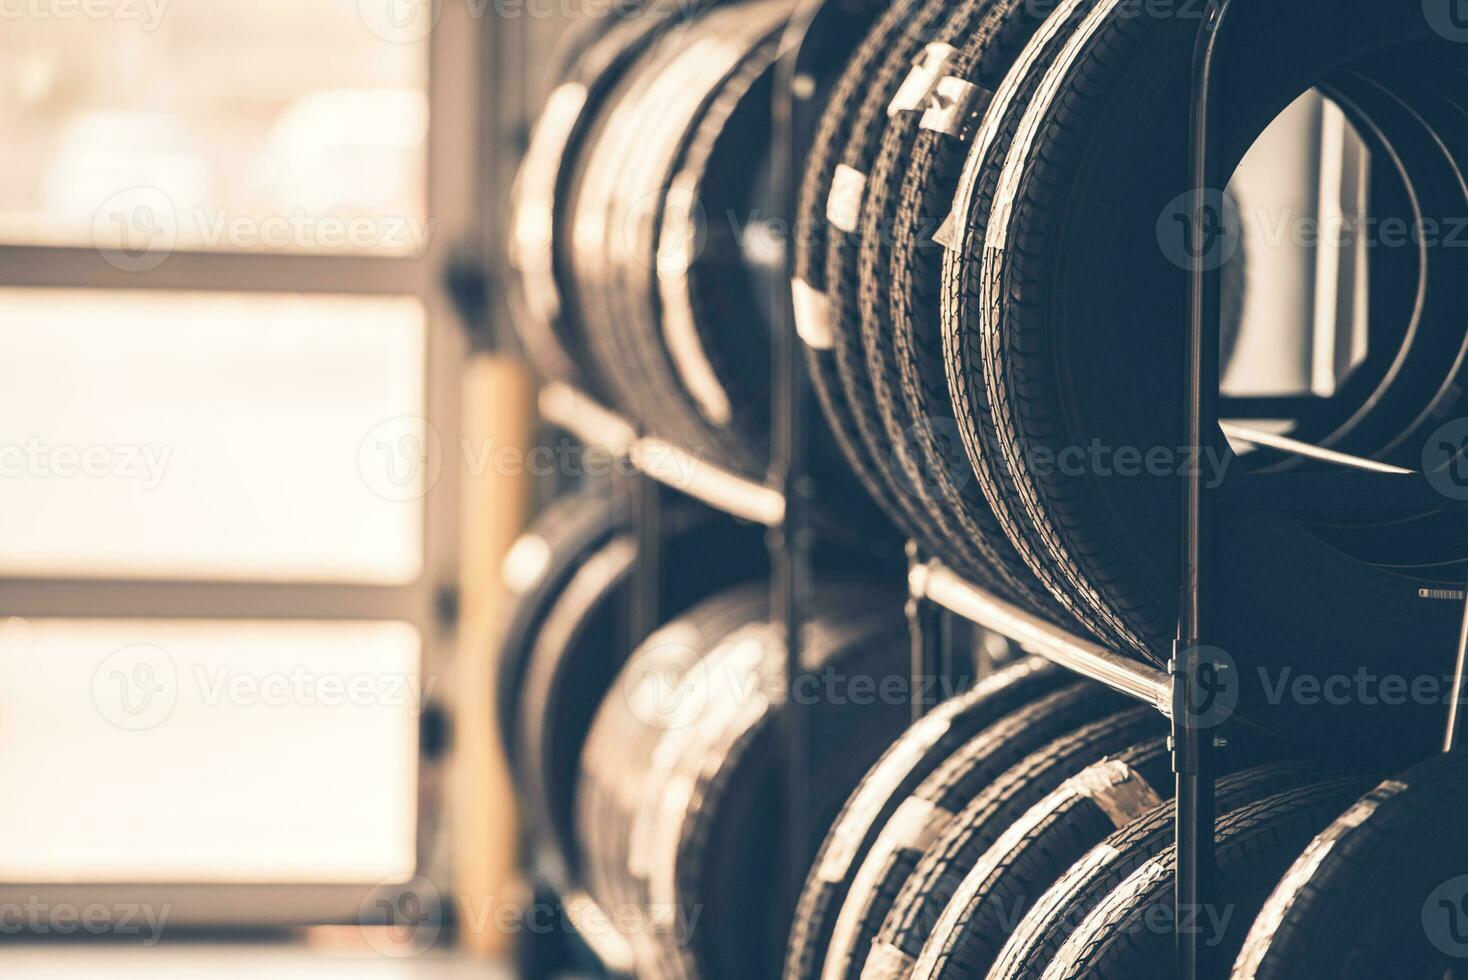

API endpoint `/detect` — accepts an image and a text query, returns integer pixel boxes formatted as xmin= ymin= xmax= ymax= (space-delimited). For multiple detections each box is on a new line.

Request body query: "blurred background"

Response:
xmin=0 ymin=0 xmax=571 ymax=974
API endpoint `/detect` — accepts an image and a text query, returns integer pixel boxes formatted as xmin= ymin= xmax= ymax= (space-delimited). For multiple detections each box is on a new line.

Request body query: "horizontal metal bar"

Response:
xmin=911 ymin=561 xmax=1172 ymax=718
xmin=0 ymin=244 xmax=432 ymax=296
xmin=0 ymin=578 xmax=426 ymax=623
xmin=538 ymin=383 xmax=786 ymax=527
xmin=1221 ymin=422 xmax=1414 ymax=474
xmin=0 ymin=882 xmax=385 ymax=929
xmin=633 ymin=438 xmax=786 ymax=527
xmin=538 ymin=382 xmax=638 ymax=453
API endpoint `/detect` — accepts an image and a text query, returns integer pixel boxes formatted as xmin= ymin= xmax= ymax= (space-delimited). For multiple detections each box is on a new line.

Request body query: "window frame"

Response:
xmin=0 ymin=0 xmax=488 ymax=927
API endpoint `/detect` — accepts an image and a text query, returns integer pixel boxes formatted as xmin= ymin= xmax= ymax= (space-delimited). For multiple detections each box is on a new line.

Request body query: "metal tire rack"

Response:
xmin=530 ymin=1 xmax=1468 ymax=977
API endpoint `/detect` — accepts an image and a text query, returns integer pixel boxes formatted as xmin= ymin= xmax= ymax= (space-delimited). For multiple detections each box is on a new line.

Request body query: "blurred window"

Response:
xmin=0 ymin=289 xmax=427 ymax=583
xmin=0 ymin=0 xmax=428 ymax=253
xmin=0 ymin=617 xmax=421 ymax=882
xmin=0 ymin=0 xmax=460 ymax=921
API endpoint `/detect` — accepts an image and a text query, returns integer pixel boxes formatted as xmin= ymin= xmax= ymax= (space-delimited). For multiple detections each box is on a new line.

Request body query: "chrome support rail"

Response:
xmin=910 ymin=561 xmax=1173 ymax=718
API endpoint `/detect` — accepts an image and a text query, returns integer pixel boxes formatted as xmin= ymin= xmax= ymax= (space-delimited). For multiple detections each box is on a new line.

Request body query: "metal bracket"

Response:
xmin=887 ymin=42 xmax=961 ymax=116
xmin=887 ymin=42 xmax=992 ymax=140
xmin=919 ymin=77 xmax=992 ymax=140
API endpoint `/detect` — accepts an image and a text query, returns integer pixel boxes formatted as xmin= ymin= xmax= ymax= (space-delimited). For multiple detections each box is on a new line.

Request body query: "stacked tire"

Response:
xmin=794 ymin=0 xmax=1468 ymax=750
xmin=507 ymin=0 xmax=887 ymax=524
xmin=578 ymin=581 xmax=913 ymax=978
xmin=493 ymin=489 xmax=768 ymax=887
xmin=501 ymin=0 xmax=1468 ymax=974
xmin=776 ymin=2 xmax=1468 ymax=966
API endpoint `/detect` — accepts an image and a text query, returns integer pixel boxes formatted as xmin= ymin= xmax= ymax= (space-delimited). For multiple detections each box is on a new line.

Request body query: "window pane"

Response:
xmin=0 ymin=617 xmax=421 ymax=883
xmin=0 ymin=289 xmax=427 ymax=583
xmin=0 ymin=0 xmax=428 ymax=254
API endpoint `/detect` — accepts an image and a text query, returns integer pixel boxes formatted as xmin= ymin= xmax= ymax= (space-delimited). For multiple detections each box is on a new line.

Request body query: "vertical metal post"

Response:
xmin=1443 ymin=575 xmax=1468 ymax=753
xmin=938 ymin=606 xmax=958 ymax=691
xmin=629 ymin=465 xmax=662 ymax=643
xmin=906 ymin=545 xmax=947 ymax=722
xmin=771 ymin=10 xmax=814 ymax=913
xmin=1177 ymin=2 xmax=1234 ymax=977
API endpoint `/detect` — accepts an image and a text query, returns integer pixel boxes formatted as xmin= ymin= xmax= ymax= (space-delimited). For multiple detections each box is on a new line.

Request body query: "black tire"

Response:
xmin=866 ymin=713 xmax=1167 ymax=980
xmin=566 ymin=3 xmax=770 ymax=450
xmin=674 ymin=607 xmax=912 ymax=980
xmin=518 ymin=505 xmax=767 ymax=887
xmin=1233 ymin=751 xmax=1468 ymax=980
xmin=655 ymin=31 xmax=782 ymax=475
xmin=577 ymin=583 xmax=772 ymax=919
xmin=579 ymin=582 xmax=913 ymax=979
xmin=565 ymin=13 xmax=710 ymax=431
xmin=857 ymin=0 xmax=1074 ymax=624
xmin=876 ymin=709 xmax=1294 ymax=979
xmin=819 ymin=682 xmax=1133 ymax=980
xmin=605 ymin=1 xmax=792 ymax=475
xmin=508 ymin=5 xmax=694 ymax=401
xmin=975 ymin=761 xmax=1361 ymax=980
xmin=785 ymin=656 xmax=1070 ymax=980
xmin=793 ymin=0 xmax=938 ymax=542
xmin=494 ymin=488 xmax=623 ymax=775
xmin=941 ymin=0 xmax=1468 ymax=746
xmin=890 ymin=735 xmax=1175 ymax=980
xmin=1042 ymin=776 xmax=1382 ymax=980
xmin=936 ymin=0 xmax=1141 ymax=655
xmin=822 ymin=0 xmax=975 ymax=567
xmin=864 ymin=0 xmax=1074 ymax=620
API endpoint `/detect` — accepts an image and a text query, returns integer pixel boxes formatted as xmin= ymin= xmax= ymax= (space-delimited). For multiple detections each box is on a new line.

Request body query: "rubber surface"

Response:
xmin=858 ymin=0 xmax=1079 ymax=622
xmin=819 ymin=682 xmax=1132 ymax=980
xmin=1043 ymin=776 xmax=1378 ymax=979
xmin=508 ymin=6 xmax=696 ymax=400
xmin=578 ymin=580 xmax=913 ymax=979
xmin=863 ymin=709 xmax=1168 ymax=980
xmin=514 ymin=504 xmax=767 ymax=886
xmin=945 ymin=760 xmax=1339 ymax=980
xmin=494 ymin=489 xmax=624 ymax=775
xmin=940 ymin=0 xmax=1468 ymax=746
xmin=794 ymin=0 xmax=940 ymax=545
xmin=784 ymin=656 xmax=1069 ymax=980
xmin=1233 ymin=751 xmax=1468 ymax=979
